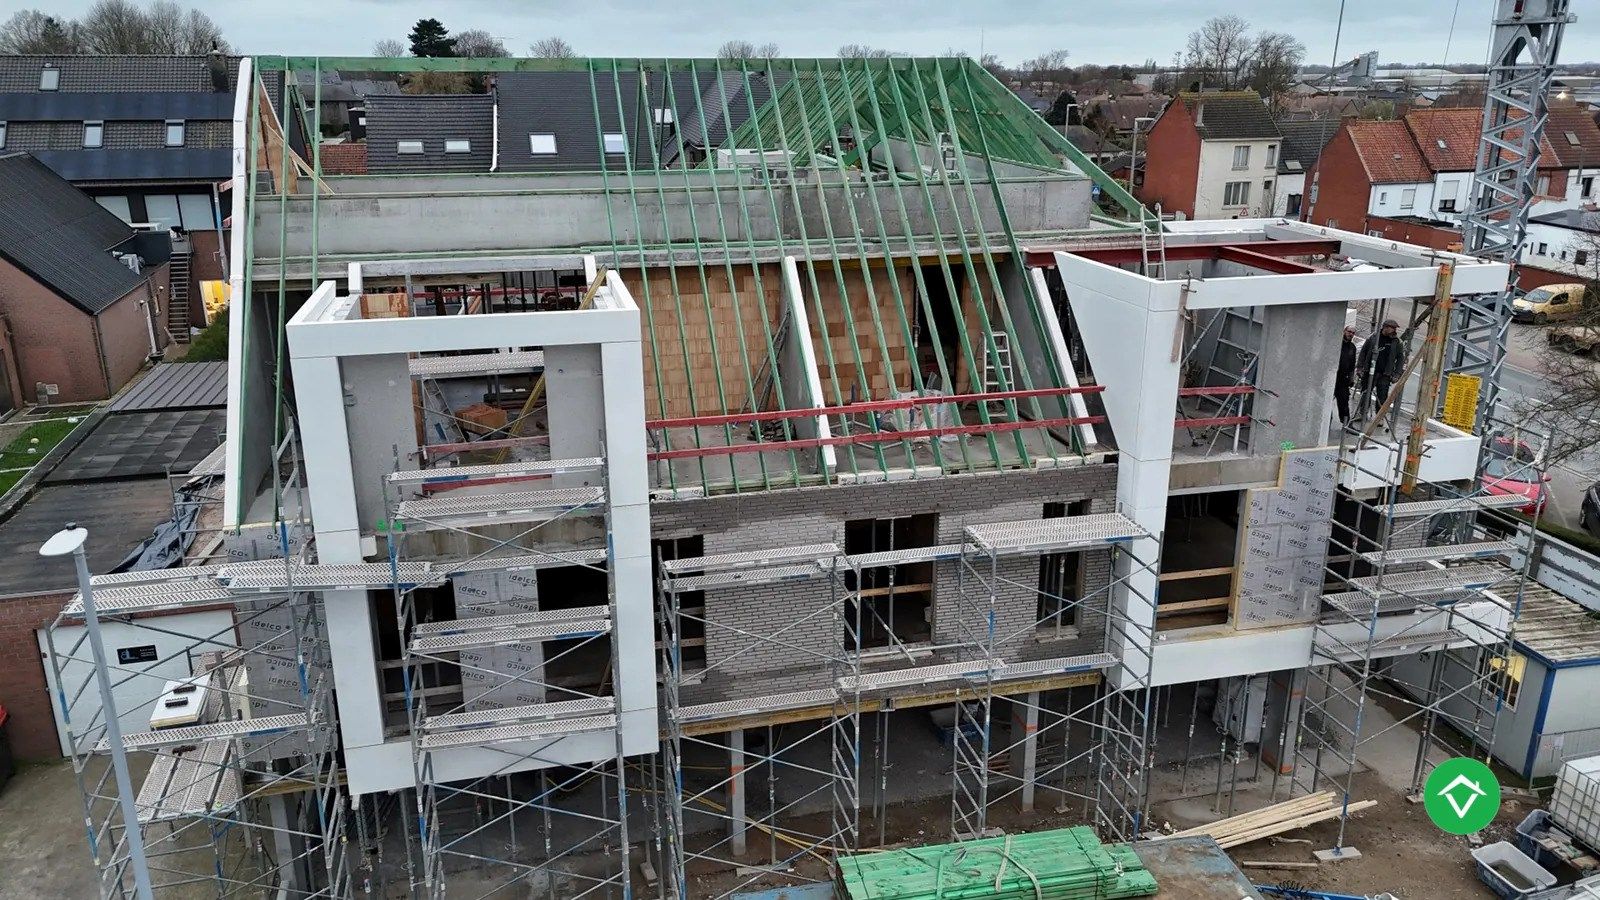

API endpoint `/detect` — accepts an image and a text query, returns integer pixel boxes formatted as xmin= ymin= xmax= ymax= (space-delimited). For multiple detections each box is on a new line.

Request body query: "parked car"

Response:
xmin=1512 ymin=283 xmax=1588 ymax=324
xmin=1583 ymin=481 xmax=1600 ymax=537
xmin=1481 ymin=436 xmax=1549 ymax=515
xmin=1548 ymin=323 xmax=1600 ymax=355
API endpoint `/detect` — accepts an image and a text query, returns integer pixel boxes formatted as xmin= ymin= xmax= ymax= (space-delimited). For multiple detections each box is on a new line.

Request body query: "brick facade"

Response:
xmin=0 ymin=259 xmax=166 ymax=403
xmin=0 ymin=591 xmax=71 ymax=760
xmin=651 ymin=464 xmax=1120 ymax=703
xmin=1137 ymin=102 xmax=1200 ymax=220
xmin=1302 ymin=127 xmax=1371 ymax=232
xmin=1366 ymin=216 xmax=1462 ymax=251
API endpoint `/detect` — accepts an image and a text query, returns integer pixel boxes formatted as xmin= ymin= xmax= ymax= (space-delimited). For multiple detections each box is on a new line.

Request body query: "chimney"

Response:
xmin=1194 ymin=102 xmax=1205 ymax=126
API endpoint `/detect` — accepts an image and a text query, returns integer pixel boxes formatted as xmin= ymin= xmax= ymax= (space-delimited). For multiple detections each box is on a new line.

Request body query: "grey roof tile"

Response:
xmin=0 ymin=152 xmax=148 ymax=314
xmin=363 ymin=94 xmax=494 ymax=173
xmin=1178 ymin=91 xmax=1280 ymax=141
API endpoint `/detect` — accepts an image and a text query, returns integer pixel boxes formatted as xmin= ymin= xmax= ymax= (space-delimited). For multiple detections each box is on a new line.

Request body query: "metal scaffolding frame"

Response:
xmin=1289 ymin=432 xmax=1545 ymax=851
xmin=380 ymin=451 xmax=633 ymax=899
xmin=45 ymin=429 xmax=352 ymax=899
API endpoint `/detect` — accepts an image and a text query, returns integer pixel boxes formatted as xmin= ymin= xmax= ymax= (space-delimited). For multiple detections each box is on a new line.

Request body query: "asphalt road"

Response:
xmin=1499 ymin=322 xmax=1597 ymax=533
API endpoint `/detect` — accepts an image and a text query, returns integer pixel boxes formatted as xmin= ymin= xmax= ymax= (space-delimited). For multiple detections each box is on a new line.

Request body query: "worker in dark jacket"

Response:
xmin=1359 ymin=318 xmax=1405 ymax=427
xmin=1335 ymin=326 xmax=1357 ymax=423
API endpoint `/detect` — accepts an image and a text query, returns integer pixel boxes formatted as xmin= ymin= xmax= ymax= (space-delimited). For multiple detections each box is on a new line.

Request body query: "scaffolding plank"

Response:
xmin=104 ymin=713 xmax=315 ymax=752
xmin=667 ymin=563 xmax=827 ymax=593
xmin=964 ymin=514 xmax=1144 ymax=554
xmin=424 ymin=697 xmax=615 ymax=732
xmin=91 ymin=564 xmax=226 ymax=587
xmin=845 ymin=544 xmax=966 ymax=569
xmin=661 ymin=543 xmax=842 ymax=575
xmin=410 ymin=614 xmax=611 ymax=653
xmin=65 ymin=582 xmax=234 ymax=616
xmin=417 ymin=713 xmax=618 ymax=751
xmin=998 ymin=653 xmax=1117 ymax=680
xmin=396 ymin=486 xmax=605 ymax=527
xmin=437 ymin=548 xmax=608 ymax=575
xmin=1315 ymin=628 xmax=1471 ymax=663
xmin=221 ymin=561 xmax=440 ymax=592
xmin=1388 ymin=494 xmax=1531 ymax=517
xmin=839 ymin=659 xmax=1007 ymax=693
xmin=1345 ymin=563 xmax=1504 ymax=596
xmin=408 ymin=350 xmax=545 ymax=378
xmin=387 ymin=456 xmax=603 ymax=485
xmin=1356 ymin=540 xmax=1516 ymax=566
xmin=674 ymin=688 xmax=839 ymax=724
xmin=414 ymin=604 xmax=610 ymax=637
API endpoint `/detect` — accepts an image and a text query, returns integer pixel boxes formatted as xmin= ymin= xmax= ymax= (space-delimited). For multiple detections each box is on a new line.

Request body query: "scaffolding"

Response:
xmin=654 ymin=507 xmax=1162 ymax=898
xmin=380 ymin=451 xmax=633 ymax=899
xmin=45 ymin=430 xmax=351 ymax=898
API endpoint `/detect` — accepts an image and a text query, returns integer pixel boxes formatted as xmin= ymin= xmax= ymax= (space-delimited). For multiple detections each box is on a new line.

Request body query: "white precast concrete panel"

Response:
xmin=782 ymin=256 xmax=836 ymax=471
xmin=223 ymin=56 xmax=253 ymax=527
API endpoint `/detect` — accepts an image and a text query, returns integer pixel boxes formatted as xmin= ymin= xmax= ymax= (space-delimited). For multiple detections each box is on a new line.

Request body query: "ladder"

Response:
xmin=1177 ymin=306 xmax=1261 ymax=447
xmin=982 ymin=332 xmax=1013 ymax=416
xmin=167 ymin=240 xmax=192 ymax=343
xmin=1139 ymin=203 xmax=1167 ymax=279
xmin=746 ymin=304 xmax=792 ymax=435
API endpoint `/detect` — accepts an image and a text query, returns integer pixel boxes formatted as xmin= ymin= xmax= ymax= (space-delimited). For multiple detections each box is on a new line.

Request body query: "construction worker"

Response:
xmin=1335 ymin=325 xmax=1357 ymax=424
xmin=1359 ymin=318 xmax=1405 ymax=428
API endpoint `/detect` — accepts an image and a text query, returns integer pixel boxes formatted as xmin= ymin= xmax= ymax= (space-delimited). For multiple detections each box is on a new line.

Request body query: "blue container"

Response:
xmin=1473 ymin=841 xmax=1559 ymax=899
xmin=1517 ymin=809 xmax=1562 ymax=870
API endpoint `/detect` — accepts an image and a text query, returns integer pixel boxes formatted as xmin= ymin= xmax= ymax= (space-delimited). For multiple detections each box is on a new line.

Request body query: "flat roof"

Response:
xmin=1514 ymin=583 xmax=1600 ymax=665
xmin=0 ymin=480 xmax=175 ymax=595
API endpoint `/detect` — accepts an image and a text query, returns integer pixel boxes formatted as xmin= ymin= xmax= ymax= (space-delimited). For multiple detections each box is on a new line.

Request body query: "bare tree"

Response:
xmin=1525 ymin=229 xmax=1600 ymax=464
xmin=755 ymin=42 xmax=780 ymax=58
xmin=372 ymin=38 xmax=405 ymax=57
xmin=717 ymin=40 xmax=756 ymax=60
xmin=76 ymin=0 xmax=227 ymax=54
xmin=528 ymin=36 xmax=574 ymax=58
xmin=453 ymin=28 xmax=507 ymax=58
xmin=1019 ymin=48 xmax=1071 ymax=92
xmin=0 ymin=10 xmax=81 ymax=53
xmin=837 ymin=44 xmax=900 ymax=59
xmin=1183 ymin=14 xmax=1253 ymax=90
xmin=1248 ymin=30 xmax=1306 ymax=102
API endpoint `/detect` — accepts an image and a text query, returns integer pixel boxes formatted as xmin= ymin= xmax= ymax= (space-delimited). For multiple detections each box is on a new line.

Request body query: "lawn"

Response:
xmin=0 ymin=414 xmax=89 ymax=496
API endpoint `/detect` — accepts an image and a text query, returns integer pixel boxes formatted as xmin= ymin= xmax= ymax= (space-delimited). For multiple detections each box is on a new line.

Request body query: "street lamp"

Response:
xmin=42 ymin=525 xmax=155 ymax=900
xmin=1130 ymin=116 xmax=1156 ymax=195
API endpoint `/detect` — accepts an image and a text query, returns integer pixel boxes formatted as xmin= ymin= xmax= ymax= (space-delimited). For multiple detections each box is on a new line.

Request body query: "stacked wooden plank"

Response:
xmin=836 ymin=826 xmax=1158 ymax=899
xmin=1165 ymin=791 xmax=1377 ymax=850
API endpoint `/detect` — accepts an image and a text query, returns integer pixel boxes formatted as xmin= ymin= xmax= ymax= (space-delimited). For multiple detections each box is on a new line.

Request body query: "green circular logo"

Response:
xmin=1423 ymin=757 xmax=1501 ymax=834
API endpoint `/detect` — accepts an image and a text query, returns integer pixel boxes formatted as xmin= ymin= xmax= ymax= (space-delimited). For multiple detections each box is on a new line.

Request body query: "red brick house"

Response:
xmin=0 ymin=153 xmax=169 ymax=407
xmin=1303 ymin=119 xmax=1432 ymax=232
xmin=1138 ymin=91 xmax=1284 ymax=220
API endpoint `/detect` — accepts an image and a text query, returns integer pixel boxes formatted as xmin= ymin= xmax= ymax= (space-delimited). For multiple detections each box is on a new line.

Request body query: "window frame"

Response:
xmin=528 ymin=132 xmax=558 ymax=155
xmin=395 ymin=140 xmax=425 ymax=155
xmin=164 ymin=119 xmax=185 ymax=147
xmin=39 ymin=67 xmax=59 ymax=91
xmin=1265 ymin=144 xmax=1277 ymax=167
xmin=443 ymin=138 xmax=471 ymax=154
xmin=1400 ymin=187 xmax=1416 ymax=210
xmin=1223 ymin=180 xmax=1250 ymax=206
xmin=82 ymin=120 xmax=104 ymax=149
xmin=602 ymin=132 xmax=628 ymax=155
xmin=0 ymin=120 xmax=6 ymax=150
xmin=1231 ymin=144 xmax=1250 ymax=170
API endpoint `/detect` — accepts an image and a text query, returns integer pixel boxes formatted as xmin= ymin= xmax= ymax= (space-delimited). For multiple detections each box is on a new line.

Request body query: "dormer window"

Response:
xmin=39 ymin=67 xmax=59 ymax=90
xmin=396 ymin=140 xmax=424 ymax=155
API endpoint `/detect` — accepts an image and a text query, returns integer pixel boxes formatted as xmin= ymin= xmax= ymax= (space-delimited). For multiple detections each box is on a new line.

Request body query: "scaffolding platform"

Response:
xmin=410 ymin=608 xmax=611 ymax=654
xmin=1343 ymin=563 xmax=1504 ymax=598
xmin=673 ymin=688 xmax=840 ymax=724
xmin=846 ymin=544 xmax=966 ymax=569
xmin=387 ymin=456 xmax=603 ymax=485
xmin=998 ymin=653 xmax=1117 ymax=680
xmin=662 ymin=543 xmax=843 ymax=575
xmin=136 ymin=739 xmax=241 ymax=824
xmin=423 ymin=697 xmax=616 ymax=733
xmin=1315 ymin=628 xmax=1473 ymax=664
xmin=222 ymin=560 xmax=441 ymax=592
xmin=65 ymin=582 xmax=234 ymax=616
xmin=437 ymin=548 xmax=609 ymax=574
xmin=102 ymin=711 xmax=317 ymax=752
xmin=1357 ymin=540 xmax=1516 ymax=566
xmin=395 ymin=485 xmax=605 ymax=528
xmin=409 ymin=350 xmax=545 ymax=378
xmin=964 ymin=514 xmax=1144 ymax=554
xmin=418 ymin=712 xmax=619 ymax=751
xmin=669 ymin=563 xmax=830 ymax=592
xmin=1388 ymin=494 xmax=1531 ymax=517
xmin=839 ymin=659 xmax=1005 ymax=694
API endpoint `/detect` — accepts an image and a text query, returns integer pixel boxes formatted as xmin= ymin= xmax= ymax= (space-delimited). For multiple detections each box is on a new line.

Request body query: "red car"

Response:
xmin=1480 ymin=437 xmax=1548 ymax=515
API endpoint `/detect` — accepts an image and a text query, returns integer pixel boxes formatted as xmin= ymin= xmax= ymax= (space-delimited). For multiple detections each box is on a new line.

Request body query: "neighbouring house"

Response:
xmin=0 ymin=153 xmax=169 ymax=406
xmin=362 ymin=94 xmax=494 ymax=174
xmin=1520 ymin=207 xmax=1600 ymax=287
xmin=1304 ymin=104 xmax=1600 ymax=240
xmin=0 ymin=55 xmax=246 ymax=339
xmin=315 ymin=141 xmax=367 ymax=176
xmin=1062 ymin=124 xmax=1119 ymax=164
xmin=1272 ymin=119 xmax=1339 ymax=217
xmin=1083 ymin=92 xmax=1168 ymax=139
xmin=295 ymin=69 xmax=401 ymax=140
xmin=1138 ymin=91 xmax=1282 ymax=219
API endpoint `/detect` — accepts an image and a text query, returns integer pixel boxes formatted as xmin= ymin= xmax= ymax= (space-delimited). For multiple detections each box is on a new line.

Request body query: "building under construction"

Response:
xmin=45 ymin=10 xmax=1576 ymax=895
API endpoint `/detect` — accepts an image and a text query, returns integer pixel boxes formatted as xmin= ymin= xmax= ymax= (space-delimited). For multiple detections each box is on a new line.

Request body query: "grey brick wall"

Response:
xmin=654 ymin=464 xmax=1120 ymax=704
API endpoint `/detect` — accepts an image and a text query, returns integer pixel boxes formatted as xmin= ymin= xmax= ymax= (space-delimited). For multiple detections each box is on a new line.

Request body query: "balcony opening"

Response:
xmin=1158 ymin=490 xmax=1241 ymax=631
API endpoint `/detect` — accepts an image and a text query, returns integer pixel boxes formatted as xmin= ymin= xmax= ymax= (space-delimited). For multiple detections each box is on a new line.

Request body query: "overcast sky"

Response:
xmin=10 ymin=0 xmax=1600 ymax=66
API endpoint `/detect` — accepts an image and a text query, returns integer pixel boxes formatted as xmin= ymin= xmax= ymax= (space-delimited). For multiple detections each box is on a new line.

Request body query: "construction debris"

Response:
xmin=835 ymin=826 xmax=1158 ymax=899
xmin=1164 ymin=792 xmax=1377 ymax=850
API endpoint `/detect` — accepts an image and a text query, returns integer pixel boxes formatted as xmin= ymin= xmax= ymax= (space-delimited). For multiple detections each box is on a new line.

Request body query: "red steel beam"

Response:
xmin=1025 ymin=239 xmax=1342 ymax=269
xmin=647 ymin=386 xmax=1104 ymax=430
xmin=1217 ymin=245 xmax=1317 ymax=275
xmin=646 ymin=415 xmax=1106 ymax=461
xmin=1175 ymin=415 xmax=1251 ymax=428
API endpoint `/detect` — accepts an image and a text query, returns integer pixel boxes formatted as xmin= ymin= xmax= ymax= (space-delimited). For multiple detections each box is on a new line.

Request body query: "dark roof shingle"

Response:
xmin=363 ymin=94 xmax=494 ymax=174
xmin=1177 ymin=91 xmax=1279 ymax=140
xmin=1275 ymin=119 xmax=1339 ymax=173
xmin=0 ymin=152 xmax=147 ymax=314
